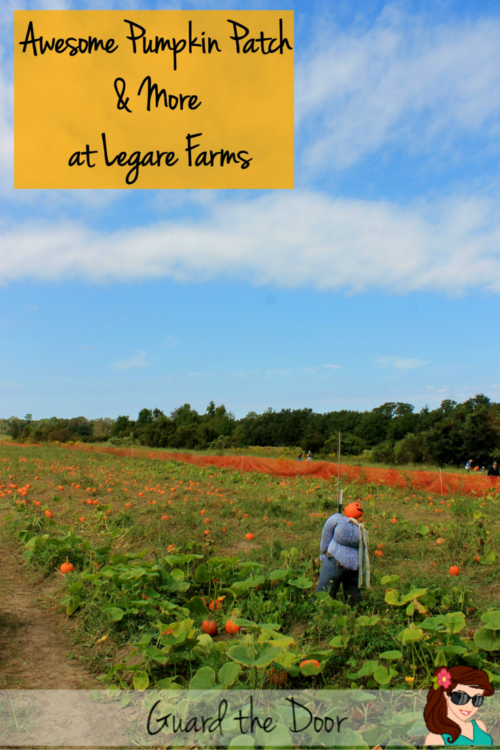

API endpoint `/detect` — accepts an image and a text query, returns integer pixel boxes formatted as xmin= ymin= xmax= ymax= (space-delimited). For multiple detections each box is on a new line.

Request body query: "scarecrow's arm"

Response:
xmin=319 ymin=513 xmax=343 ymax=555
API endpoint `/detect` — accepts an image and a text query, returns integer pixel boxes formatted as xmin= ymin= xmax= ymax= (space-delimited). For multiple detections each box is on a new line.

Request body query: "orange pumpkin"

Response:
xmin=449 ymin=565 xmax=460 ymax=576
xmin=374 ymin=550 xmax=383 ymax=558
xmin=300 ymin=659 xmax=320 ymax=669
xmin=201 ymin=619 xmax=218 ymax=636
xmin=44 ymin=509 xmax=53 ymax=518
xmin=225 ymin=620 xmax=241 ymax=634
xmin=60 ymin=560 xmax=74 ymax=574
xmin=245 ymin=533 xmax=255 ymax=540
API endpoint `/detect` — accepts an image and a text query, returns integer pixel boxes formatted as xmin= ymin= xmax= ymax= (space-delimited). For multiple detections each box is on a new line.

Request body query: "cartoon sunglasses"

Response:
xmin=448 ymin=691 xmax=484 ymax=708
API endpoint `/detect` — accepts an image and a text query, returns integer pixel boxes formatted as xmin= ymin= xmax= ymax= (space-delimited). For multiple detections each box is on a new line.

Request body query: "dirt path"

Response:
xmin=0 ymin=520 xmax=98 ymax=689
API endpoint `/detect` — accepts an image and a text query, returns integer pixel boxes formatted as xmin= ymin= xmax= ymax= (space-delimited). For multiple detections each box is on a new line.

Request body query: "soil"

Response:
xmin=0 ymin=517 xmax=98 ymax=689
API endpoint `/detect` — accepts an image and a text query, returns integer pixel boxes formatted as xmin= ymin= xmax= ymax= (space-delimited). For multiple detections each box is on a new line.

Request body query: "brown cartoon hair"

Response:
xmin=424 ymin=666 xmax=494 ymax=742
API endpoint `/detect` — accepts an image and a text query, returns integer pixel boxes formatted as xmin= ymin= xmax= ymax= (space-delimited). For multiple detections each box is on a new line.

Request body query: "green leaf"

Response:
xmin=474 ymin=627 xmax=500 ymax=651
xmin=257 ymin=723 xmax=292 ymax=749
xmin=329 ymin=635 xmax=348 ymax=648
xmin=65 ymin=595 xmax=81 ymax=616
xmin=218 ymin=662 xmax=241 ymax=686
xmin=164 ymin=553 xmax=203 ymax=565
xmin=386 ymin=587 xmax=427 ymax=607
xmin=417 ymin=524 xmax=430 ymax=536
xmin=379 ymin=650 xmax=402 ymax=660
xmin=381 ymin=574 xmax=401 ymax=585
xmin=102 ymin=606 xmax=125 ymax=622
xmin=385 ymin=589 xmax=401 ymax=605
xmin=155 ymin=677 xmax=183 ymax=689
xmin=481 ymin=611 xmax=500 ymax=630
xmin=119 ymin=567 xmax=147 ymax=579
xmin=348 ymin=660 xmax=379 ymax=679
xmin=480 ymin=550 xmax=496 ymax=565
xmin=373 ymin=665 xmax=393 ymax=685
xmin=171 ymin=618 xmax=194 ymax=637
xmin=268 ymin=569 xmax=288 ymax=581
xmin=288 ymin=577 xmax=313 ymax=589
xmin=442 ymin=646 xmax=468 ymax=655
xmin=398 ymin=627 xmax=424 ymax=643
xmin=110 ymin=554 xmax=129 ymax=565
xmin=194 ymin=563 xmax=210 ymax=583
xmin=170 ymin=568 xmax=185 ymax=581
xmin=444 ymin=612 xmax=467 ymax=634
xmin=189 ymin=666 xmax=216 ymax=690
xmin=226 ymin=643 xmax=282 ymax=669
xmin=420 ymin=612 xmax=465 ymax=634
xmin=141 ymin=646 xmax=168 ymax=664
xmin=434 ymin=649 xmax=447 ymax=666
xmin=186 ymin=596 xmax=208 ymax=615
xmin=228 ymin=736 xmax=254 ymax=750
xmin=356 ymin=615 xmax=381 ymax=627
xmin=133 ymin=671 xmax=149 ymax=691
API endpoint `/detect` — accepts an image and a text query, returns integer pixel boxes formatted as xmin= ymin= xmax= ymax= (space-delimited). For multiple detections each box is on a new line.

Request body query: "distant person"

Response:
xmin=465 ymin=459 xmax=473 ymax=472
xmin=297 ymin=453 xmax=303 ymax=462
xmin=307 ymin=450 xmax=312 ymax=462
xmin=488 ymin=462 xmax=499 ymax=477
xmin=481 ymin=466 xmax=486 ymax=473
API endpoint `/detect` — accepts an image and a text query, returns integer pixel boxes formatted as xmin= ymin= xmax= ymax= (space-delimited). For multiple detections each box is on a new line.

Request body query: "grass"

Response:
xmin=1 ymin=441 xmax=500 ymax=693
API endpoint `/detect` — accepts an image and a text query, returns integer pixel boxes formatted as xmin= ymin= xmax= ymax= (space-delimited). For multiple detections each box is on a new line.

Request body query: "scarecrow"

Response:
xmin=315 ymin=502 xmax=370 ymax=606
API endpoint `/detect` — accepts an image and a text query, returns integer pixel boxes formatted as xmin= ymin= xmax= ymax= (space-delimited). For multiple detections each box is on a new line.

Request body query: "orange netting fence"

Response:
xmin=2 ymin=440 xmax=498 ymax=497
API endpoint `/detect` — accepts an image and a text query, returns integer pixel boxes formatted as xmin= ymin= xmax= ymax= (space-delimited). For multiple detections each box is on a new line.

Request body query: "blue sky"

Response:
xmin=1 ymin=0 xmax=500 ymax=420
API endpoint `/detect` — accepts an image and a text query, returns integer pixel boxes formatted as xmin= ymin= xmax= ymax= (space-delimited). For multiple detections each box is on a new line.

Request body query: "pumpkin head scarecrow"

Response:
xmin=315 ymin=502 xmax=370 ymax=606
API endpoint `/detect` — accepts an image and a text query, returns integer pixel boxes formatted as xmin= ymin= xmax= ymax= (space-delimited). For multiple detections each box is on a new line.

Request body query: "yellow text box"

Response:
xmin=14 ymin=10 xmax=294 ymax=189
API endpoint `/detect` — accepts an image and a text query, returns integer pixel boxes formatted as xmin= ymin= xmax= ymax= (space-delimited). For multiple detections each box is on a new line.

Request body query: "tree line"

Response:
xmin=3 ymin=394 xmax=500 ymax=467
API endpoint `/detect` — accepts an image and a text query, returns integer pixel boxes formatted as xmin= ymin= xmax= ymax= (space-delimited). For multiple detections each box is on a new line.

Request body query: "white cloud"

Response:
xmin=2 ymin=190 xmax=500 ymax=294
xmin=188 ymin=372 xmax=203 ymax=377
xmin=323 ymin=364 xmax=340 ymax=370
xmin=111 ymin=350 xmax=150 ymax=370
xmin=376 ymin=356 xmax=428 ymax=369
xmin=296 ymin=10 xmax=500 ymax=171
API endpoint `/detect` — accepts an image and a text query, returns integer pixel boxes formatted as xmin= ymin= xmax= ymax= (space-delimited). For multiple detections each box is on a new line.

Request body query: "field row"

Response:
xmin=1 ymin=443 xmax=500 ymax=697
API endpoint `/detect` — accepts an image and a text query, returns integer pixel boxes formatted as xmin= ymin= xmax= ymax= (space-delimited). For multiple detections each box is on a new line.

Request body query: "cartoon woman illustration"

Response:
xmin=424 ymin=666 xmax=494 ymax=746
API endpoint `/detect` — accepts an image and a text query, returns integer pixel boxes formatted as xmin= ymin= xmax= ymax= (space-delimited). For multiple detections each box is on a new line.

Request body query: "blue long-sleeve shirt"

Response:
xmin=319 ymin=513 xmax=360 ymax=570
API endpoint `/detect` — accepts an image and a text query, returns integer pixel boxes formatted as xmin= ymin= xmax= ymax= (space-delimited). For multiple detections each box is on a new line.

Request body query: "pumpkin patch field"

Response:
xmin=1 ymin=442 xmax=500 ymax=691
